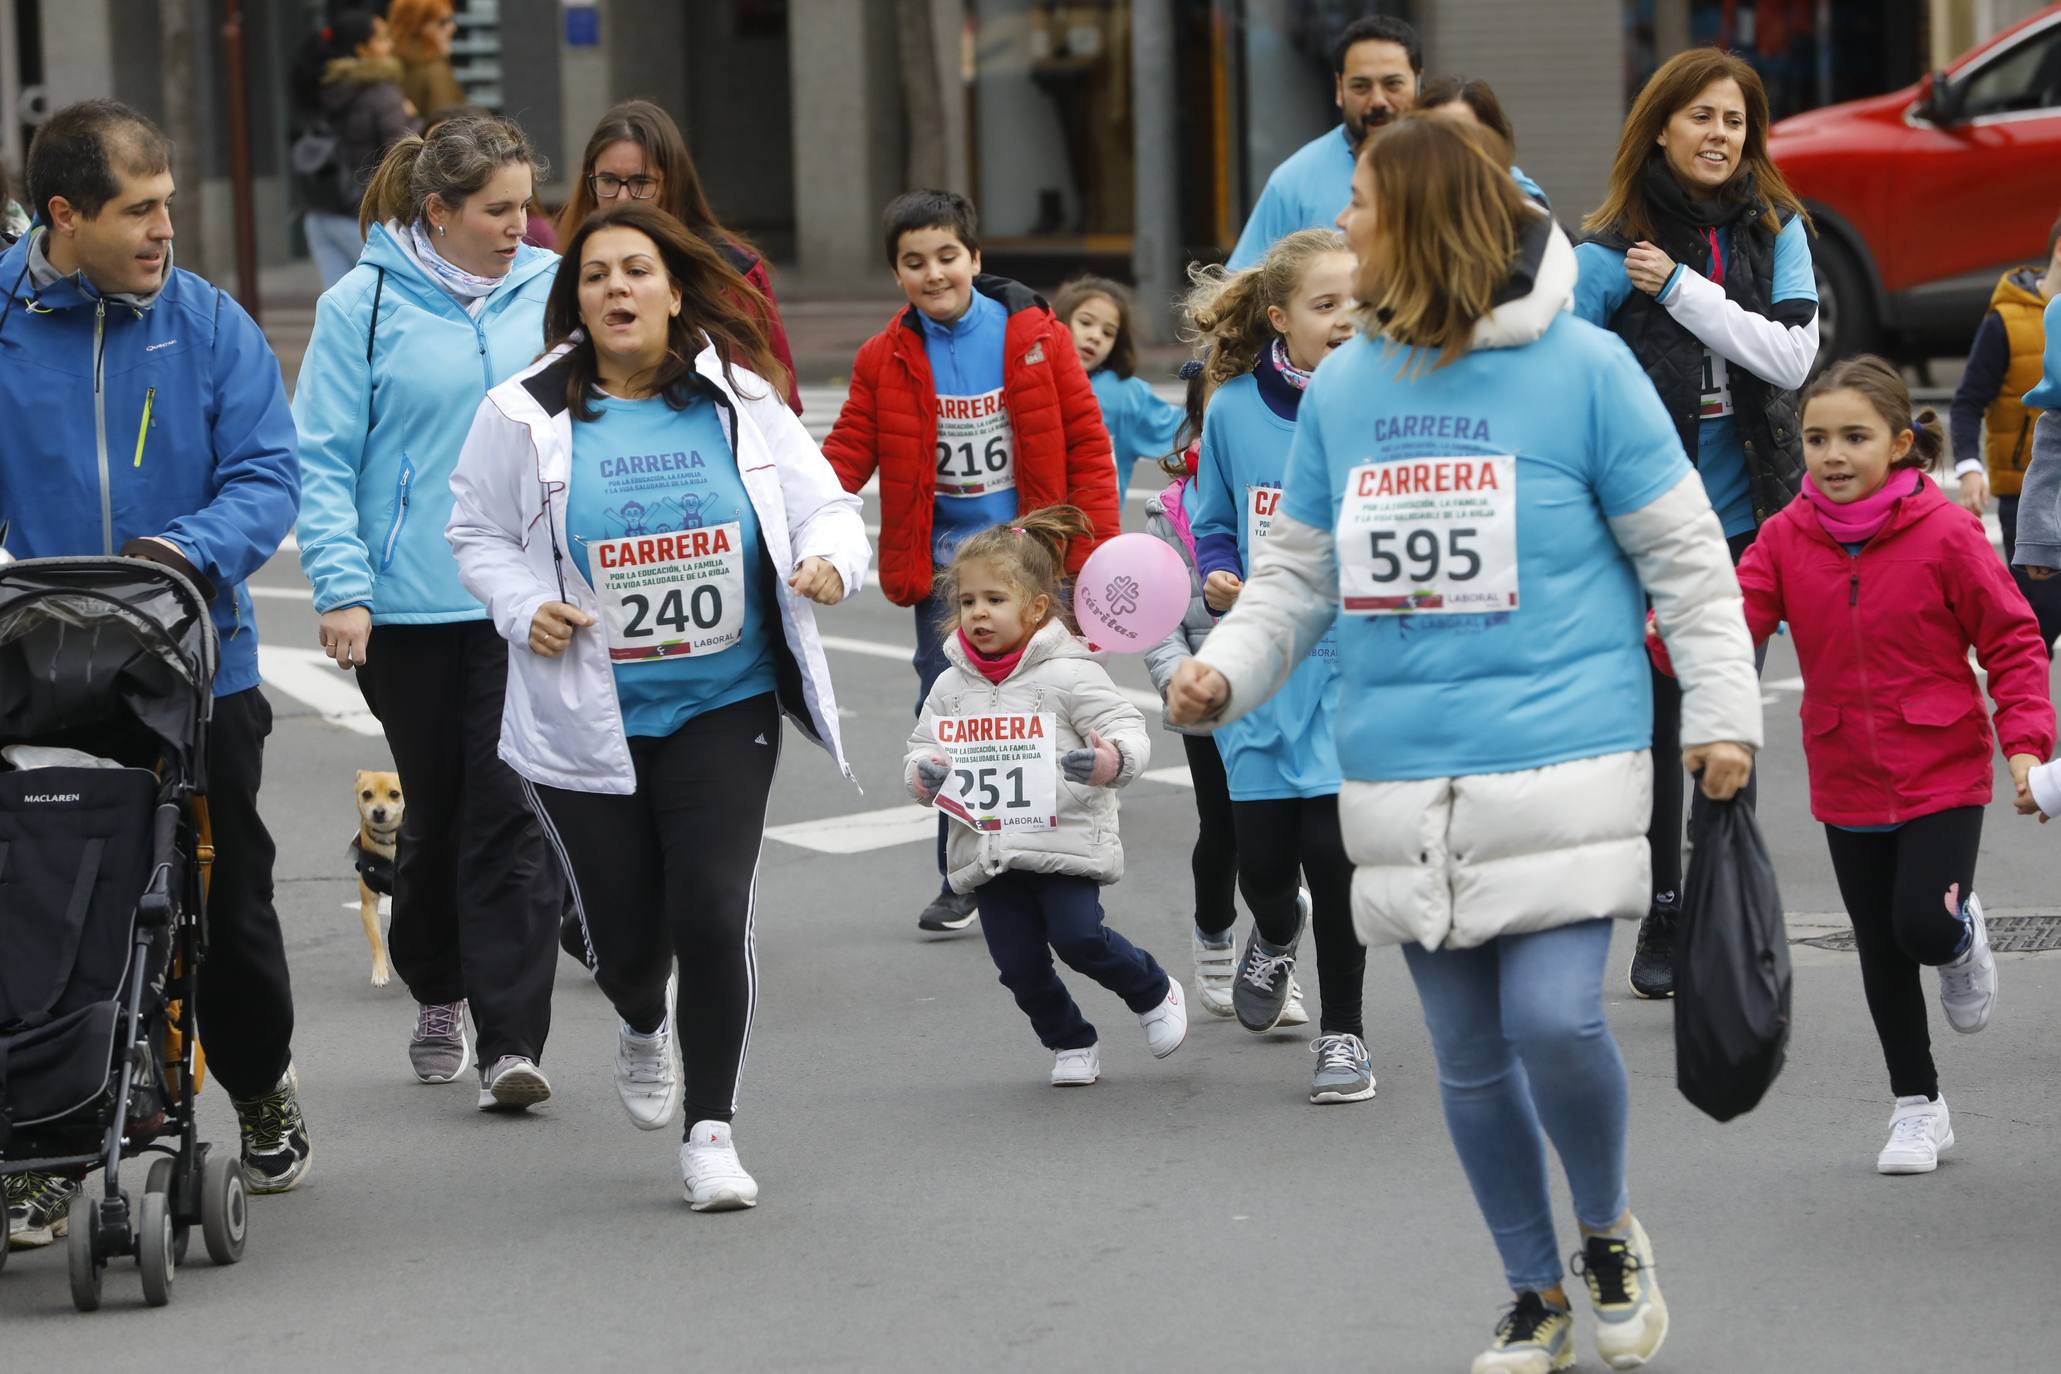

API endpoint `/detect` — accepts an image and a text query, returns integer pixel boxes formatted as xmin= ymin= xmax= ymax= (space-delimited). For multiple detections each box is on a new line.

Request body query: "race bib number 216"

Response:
xmin=1338 ymin=455 xmax=1518 ymax=615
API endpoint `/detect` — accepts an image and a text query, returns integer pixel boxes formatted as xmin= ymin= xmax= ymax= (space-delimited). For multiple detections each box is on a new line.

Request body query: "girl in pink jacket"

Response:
xmin=1730 ymin=355 xmax=2054 ymax=1176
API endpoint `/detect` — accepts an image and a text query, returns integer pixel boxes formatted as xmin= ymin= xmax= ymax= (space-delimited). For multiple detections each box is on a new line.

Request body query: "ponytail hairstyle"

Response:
xmin=933 ymin=505 xmax=1095 ymax=639
xmin=1052 ymin=274 xmax=1140 ymax=379
xmin=1801 ymin=354 xmax=1943 ymax=473
xmin=357 ymin=111 xmax=545 ymax=237
xmin=542 ymin=201 xmax=787 ymax=421
xmin=1182 ymin=228 xmax=1347 ymax=404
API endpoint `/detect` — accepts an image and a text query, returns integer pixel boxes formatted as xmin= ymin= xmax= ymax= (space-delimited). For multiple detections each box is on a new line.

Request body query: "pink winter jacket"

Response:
xmin=1735 ymin=475 xmax=2055 ymax=827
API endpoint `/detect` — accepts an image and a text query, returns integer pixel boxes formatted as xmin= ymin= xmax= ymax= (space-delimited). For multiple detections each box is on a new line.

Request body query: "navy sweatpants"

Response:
xmin=975 ymin=870 xmax=1170 ymax=1050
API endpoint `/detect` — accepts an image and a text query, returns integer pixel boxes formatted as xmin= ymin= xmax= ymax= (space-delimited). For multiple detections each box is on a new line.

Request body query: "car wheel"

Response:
xmin=1813 ymin=236 xmax=1879 ymax=371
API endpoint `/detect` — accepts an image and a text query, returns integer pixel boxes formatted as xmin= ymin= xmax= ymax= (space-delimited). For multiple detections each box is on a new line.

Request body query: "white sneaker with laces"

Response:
xmin=1877 ymin=1094 xmax=1954 ymax=1175
xmin=615 ymin=969 xmax=682 ymax=1130
xmin=1280 ymin=975 xmax=1310 ymax=1027
xmin=1051 ymin=1043 xmax=1101 ymax=1086
xmin=1137 ymin=977 xmax=1188 ymax=1058
xmin=679 ymin=1120 xmax=758 ymax=1211
xmin=1192 ymin=928 xmax=1237 ymax=1018
xmin=1938 ymin=893 xmax=1997 ymax=1034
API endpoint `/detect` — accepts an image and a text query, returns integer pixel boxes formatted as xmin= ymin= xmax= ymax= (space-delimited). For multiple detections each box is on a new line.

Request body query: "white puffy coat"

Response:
xmin=447 ymin=341 xmax=871 ymax=795
xmin=906 ymin=619 xmax=1150 ymax=892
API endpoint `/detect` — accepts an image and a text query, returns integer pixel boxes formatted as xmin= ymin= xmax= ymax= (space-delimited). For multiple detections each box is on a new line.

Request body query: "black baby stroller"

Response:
xmin=0 ymin=557 xmax=247 ymax=1310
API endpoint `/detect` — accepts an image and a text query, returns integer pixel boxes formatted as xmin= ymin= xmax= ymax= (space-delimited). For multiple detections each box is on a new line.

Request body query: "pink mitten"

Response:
xmin=1061 ymin=730 xmax=1123 ymax=787
xmin=910 ymin=755 xmax=949 ymax=803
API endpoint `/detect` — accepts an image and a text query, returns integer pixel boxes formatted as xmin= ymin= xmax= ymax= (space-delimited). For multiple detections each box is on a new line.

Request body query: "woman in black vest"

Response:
xmin=1574 ymin=48 xmax=1817 ymax=999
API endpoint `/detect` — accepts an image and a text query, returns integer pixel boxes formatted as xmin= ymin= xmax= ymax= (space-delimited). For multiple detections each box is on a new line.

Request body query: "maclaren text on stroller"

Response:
xmin=0 ymin=558 xmax=250 ymax=1310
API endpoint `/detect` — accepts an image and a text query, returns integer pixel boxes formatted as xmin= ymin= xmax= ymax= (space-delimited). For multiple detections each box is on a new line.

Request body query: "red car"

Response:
xmin=1770 ymin=4 xmax=2061 ymax=362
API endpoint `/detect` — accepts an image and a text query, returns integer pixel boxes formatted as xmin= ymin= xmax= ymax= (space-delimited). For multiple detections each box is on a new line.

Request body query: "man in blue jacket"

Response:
xmin=1227 ymin=15 xmax=1421 ymax=270
xmin=0 ymin=101 xmax=309 ymax=1231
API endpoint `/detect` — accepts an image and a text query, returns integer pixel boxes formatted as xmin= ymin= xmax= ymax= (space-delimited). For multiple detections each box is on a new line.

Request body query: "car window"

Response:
xmin=1957 ymin=24 xmax=2061 ymax=118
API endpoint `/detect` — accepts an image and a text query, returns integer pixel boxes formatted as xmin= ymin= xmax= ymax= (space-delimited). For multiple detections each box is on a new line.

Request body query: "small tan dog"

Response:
xmin=351 ymin=770 xmax=403 ymax=987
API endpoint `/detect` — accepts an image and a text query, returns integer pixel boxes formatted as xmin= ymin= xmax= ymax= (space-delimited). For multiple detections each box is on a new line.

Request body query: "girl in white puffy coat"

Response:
xmin=906 ymin=505 xmax=1187 ymax=1085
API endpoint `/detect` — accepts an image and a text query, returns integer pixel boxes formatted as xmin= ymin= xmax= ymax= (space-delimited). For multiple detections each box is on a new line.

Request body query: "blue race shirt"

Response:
xmin=1090 ymin=368 xmax=1184 ymax=502
xmin=1572 ymin=215 xmax=1814 ymax=537
xmin=1281 ymin=317 xmax=1692 ymax=783
xmin=566 ymin=392 xmax=777 ymax=738
xmin=1190 ymin=373 xmax=1342 ymax=800
xmin=923 ymin=291 xmax=1018 ymax=564
xmin=1228 ymin=126 xmax=1358 ymax=270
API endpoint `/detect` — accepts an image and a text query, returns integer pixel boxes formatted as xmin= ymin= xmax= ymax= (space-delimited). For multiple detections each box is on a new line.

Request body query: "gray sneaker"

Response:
xmin=5 ymin=1171 xmax=79 ymax=1248
xmin=477 ymin=1055 xmax=551 ymax=1112
xmin=409 ymin=1000 xmax=471 ymax=1084
xmin=1309 ymin=1033 xmax=1377 ymax=1104
xmin=1232 ymin=929 xmax=1301 ymax=1032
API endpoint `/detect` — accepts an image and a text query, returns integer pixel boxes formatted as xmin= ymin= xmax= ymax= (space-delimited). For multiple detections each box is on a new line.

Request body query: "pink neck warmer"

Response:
xmin=958 ymin=628 xmax=1026 ymax=684
xmin=1801 ymin=470 xmax=1921 ymax=544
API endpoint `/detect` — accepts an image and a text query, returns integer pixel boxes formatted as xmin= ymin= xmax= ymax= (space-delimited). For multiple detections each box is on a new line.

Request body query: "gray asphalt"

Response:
xmin=5 ymin=478 xmax=2058 ymax=1374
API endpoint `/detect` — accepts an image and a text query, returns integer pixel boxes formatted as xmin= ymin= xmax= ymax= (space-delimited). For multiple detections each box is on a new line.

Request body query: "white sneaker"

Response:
xmin=1877 ymin=1095 xmax=1954 ymax=1174
xmin=1576 ymin=1215 xmax=1670 ymax=1370
xmin=1051 ymin=1043 xmax=1101 ymax=1086
xmin=1137 ymin=976 xmax=1188 ymax=1058
xmin=1192 ymin=928 xmax=1237 ymax=1018
xmin=1280 ymin=975 xmax=1310 ymax=1027
xmin=614 ymin=968 xmax=682 ymax=1130
xmin=680 ymin=1120 xmax=758 ymax=1211
xmin=1938 ymin=893 xmax=1997 ymax=1033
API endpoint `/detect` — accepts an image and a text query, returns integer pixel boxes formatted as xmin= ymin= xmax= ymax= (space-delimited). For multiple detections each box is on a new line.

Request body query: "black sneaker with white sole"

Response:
xmin=918 ymin=889 xmax=978 ymax=933
xmin=231 ymin=1063 xmax=313 ymax=1194
xmin=1627 ymin=899 xmax=1682 ymax=1000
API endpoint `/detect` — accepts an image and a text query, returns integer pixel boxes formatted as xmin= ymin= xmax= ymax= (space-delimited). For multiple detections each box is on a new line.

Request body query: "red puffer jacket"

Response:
xmin=1734 ymin=474 xmax=2054 ymax=827
xmin=821 ymin=276 xmax=1119 ymax=606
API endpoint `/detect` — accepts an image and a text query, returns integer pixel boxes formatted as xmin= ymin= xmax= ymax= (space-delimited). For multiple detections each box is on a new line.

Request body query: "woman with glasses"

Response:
xmin=556 ymin=100 xmax=800 ymax=415
xmin=388 ymin=0 xmax=465 ymax=121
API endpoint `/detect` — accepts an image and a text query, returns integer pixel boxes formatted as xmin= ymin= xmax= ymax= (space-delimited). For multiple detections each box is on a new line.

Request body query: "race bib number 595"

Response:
xmin=932 ymin=712 xmax=1058 ymax=832
xmin=1338 ymin=456 xmax=1518 ymax=615
xmin=590 ymin=523 xmax=746 ymax=662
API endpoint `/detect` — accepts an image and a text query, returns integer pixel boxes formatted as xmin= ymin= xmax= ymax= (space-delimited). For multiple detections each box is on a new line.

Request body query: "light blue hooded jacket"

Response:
xmin=293 ymin=222 xmax=557 ymax=622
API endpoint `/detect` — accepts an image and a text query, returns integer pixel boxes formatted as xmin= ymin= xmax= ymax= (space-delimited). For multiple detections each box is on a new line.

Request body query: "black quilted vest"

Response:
xmin=1587 ymin=198 xmax=1807 ymax=528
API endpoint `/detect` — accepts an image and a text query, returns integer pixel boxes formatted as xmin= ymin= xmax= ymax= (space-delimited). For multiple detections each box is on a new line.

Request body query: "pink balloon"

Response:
xmin=1073 ymin=533 xmax=1190 ymax=653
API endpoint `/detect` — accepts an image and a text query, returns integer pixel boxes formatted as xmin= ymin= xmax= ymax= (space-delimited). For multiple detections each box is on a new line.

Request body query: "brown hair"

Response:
xmin=1418 ymin=77 xmax=1515 ymax=153
xmin=932 ymin=505 xmax=1094 ymax=638
xmin=1583 ymin=48 xmax=1810 ymax=243
xmin=1053 ymin=275 xmax=1140 ymax=380
xmin=554 ymin=99 xmax=749 ymax=258
xmin=387 ymin=0 xmax=453 ymax=65
xmin=1355 ymin=115 xmax=1532 ymax=371
xmin=1182 ymin=228 xmax=1349 ymax=402
xmin=542 ymin=202 xmax=787 ymax=422
xmin=1801 ymin=355 xmax=1943 ymax=473
xmin=358 ymin=112 xmax=544 ymax=236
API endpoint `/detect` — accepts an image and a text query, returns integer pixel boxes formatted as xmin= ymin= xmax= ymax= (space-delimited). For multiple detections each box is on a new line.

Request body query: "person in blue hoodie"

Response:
xmin=0 ymin=100 xmax=309 ymax=1210
xmin=292 ymin=113 xmax=564 ymax=1113
xmin=1183 ymin=228 xmax=1371 ymax=1105
xmin=1054 ymin=275 xmax=1183 ymax=507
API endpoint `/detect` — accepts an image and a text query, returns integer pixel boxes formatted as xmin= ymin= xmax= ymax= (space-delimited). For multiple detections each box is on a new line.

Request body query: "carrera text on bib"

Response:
xmin=591 ymin=522 xmax=747 ymax=662
xmin=1339 ymin=455 xmax=1518 ymax=615
xmin=934 ymin=389 xmax=1018 ymax=498
xmin=1246 ymin=483 xmax=1280 ymax=550
xmin=933 ymin=711 xmax=1058 ymax=832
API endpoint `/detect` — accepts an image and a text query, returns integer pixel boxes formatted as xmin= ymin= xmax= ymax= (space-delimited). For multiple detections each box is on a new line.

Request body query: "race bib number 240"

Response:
xmin=1338 ymin=456 xmax=1518 ymax=615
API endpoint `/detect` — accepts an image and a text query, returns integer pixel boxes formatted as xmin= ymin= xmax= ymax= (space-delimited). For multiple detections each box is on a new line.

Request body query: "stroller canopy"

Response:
xmin=0 ymin=558 xmax=218 ymax=786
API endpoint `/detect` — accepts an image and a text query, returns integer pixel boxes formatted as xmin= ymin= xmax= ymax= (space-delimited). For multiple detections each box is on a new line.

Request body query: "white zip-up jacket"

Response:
xmin=906 ymin=619 xmax=1150 ymax=892
xmin=447 ymin=341 xmax=871 ymax=794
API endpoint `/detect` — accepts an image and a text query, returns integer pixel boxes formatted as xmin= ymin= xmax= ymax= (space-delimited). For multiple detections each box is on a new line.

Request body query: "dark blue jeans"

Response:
xmin=975 ymin=871 xmax=1170 ymax=1049
xmin=915 ymin=592 xmax=953 ymax=885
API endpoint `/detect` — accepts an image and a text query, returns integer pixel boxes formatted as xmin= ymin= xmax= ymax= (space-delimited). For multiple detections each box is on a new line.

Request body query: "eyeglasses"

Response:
xmin=589 ymin=173 xmax=660 ymax=202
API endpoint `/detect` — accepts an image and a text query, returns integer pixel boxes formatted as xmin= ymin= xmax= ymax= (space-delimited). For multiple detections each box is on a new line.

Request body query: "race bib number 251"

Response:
xmin=932 ymin=712 xmax=1058 ymax=832
xmin=1338 ymin=456 xmax=1518 ymax=615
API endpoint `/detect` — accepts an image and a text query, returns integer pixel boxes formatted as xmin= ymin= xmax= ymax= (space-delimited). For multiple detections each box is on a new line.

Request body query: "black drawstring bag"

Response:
xmin=1674 ymin=795 xmax=1792 ymax=1121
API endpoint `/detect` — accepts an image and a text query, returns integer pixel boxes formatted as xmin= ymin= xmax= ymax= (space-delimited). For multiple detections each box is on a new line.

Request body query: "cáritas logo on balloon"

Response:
xmin=1105 ymin=575 xmax=1140 ymax=618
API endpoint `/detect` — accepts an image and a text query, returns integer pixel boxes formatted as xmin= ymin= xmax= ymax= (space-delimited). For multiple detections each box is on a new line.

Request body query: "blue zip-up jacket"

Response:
xmin=0 ymin=231 xmax=299 ymax=697
xmin=293 ymin=223 xmax=557 ymax=622
xmin=1090 ymin=367 xmax=1183 ymax=500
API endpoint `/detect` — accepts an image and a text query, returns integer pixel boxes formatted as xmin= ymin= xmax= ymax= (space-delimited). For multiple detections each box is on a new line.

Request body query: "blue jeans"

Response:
xmin=976 ymin=871 xmax=1169 ymax=1049
xmin=304 ymin=210 xmax=365 ymax=290
xmin=1401 ymin=918 xmax=1630 ymax=1292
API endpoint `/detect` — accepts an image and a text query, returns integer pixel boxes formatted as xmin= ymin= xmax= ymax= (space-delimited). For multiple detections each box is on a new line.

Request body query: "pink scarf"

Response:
xmin=1801 ymin=470 xmax=1922 ymax=544
xmin=957 ymin=628 xmax=1026 ymax=685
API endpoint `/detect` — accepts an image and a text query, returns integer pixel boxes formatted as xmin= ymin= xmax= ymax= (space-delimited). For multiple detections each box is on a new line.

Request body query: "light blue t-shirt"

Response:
xmin=1573 ymin=215 xmax=1815 ymax=537
xmin=1228 ymin=125 xmax=1358 ymax=271
xmin=1090 ymin=368 xmax=1184 ymax=503
xmin=1280 ymin=317 xmax=1692 ymax=782
xmin=566 ymin=392 xmax=778 ymax=738
xmin=1190 ymin=374 xmax=1342 ymax=801
xmin=923 ymin=291 xmax=1018 ymax=565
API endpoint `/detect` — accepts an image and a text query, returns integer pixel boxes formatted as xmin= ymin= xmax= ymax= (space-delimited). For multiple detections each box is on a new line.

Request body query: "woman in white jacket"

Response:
xmin=1172 ymin=119 xmax=1762 ymax=1373
xmin=446 ymin=204 xmax=868 ymax=1211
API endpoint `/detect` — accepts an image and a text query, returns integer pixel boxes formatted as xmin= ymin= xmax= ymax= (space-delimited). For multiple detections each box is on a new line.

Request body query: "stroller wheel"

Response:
xmin=144 ymin=1158 xmax=191 ymax=1265
xmin=66 ymin=1193 xmax=102 ymax=1312
xmin=137 ymin=1188 xmax=174 ymax=1307
xmin=200 ymin=1149 xmax=246 ymax=1265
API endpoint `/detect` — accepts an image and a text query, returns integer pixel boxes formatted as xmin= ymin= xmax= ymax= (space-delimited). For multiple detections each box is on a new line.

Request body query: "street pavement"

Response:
xmin=5 ymin=390 xmax=2058 ymax=1373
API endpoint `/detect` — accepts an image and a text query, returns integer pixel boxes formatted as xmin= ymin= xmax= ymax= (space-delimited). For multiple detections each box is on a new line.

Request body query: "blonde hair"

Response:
xmin=1182 ymin=228 xmax=1347 ymax=403
xmin=933 ymin=506 xmax=1094 ymax=638
xmin=1355 ymin=115 xmax=1532 ymax=371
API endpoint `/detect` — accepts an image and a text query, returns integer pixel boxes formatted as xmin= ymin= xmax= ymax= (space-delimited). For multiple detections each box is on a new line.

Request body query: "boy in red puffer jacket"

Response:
xmin=1703 ymin=355 xmax=2053 ymax=1177
xmin=823 ymin=189 xmax=1119 ymax=937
